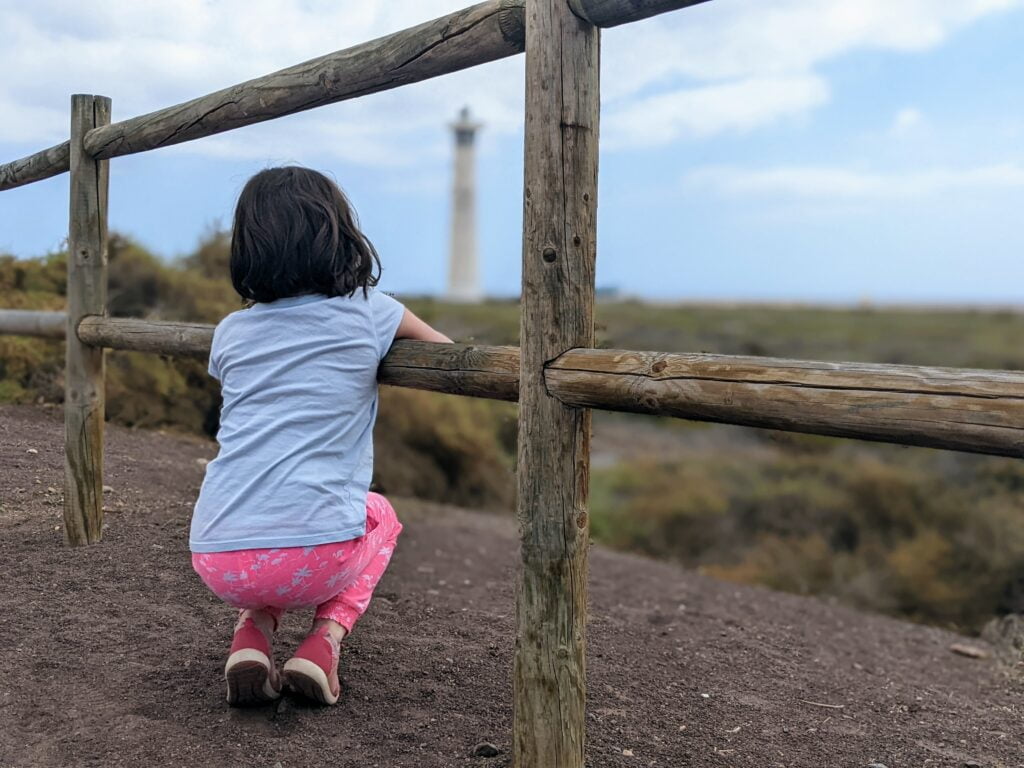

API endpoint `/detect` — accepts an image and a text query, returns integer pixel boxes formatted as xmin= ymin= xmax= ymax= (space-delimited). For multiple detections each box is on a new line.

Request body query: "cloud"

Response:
xmin=602 ymin=0 xmax=1023 ymax=93
xmin=603 ymin=74 xmax=828 ymax=149
xmin=891 ymin=107 xmax=925 ymax=135
xmin=1 ymin=0 xmax=1022 ymax=163
xmin=600 ymin=0 xmax=1022 ymax=146
xmin=685 ymin=163 xmax=1024 ymax=201
xmin=0 ymin=0 xmax=524 ymax=163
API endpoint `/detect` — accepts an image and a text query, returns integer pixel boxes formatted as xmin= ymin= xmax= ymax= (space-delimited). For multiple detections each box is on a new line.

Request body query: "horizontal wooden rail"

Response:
xmin=567 ymin=0 xmax=708 ymax=27
xmin=0 ymin=143 xmax=71 ymax=191
xmin=0 ymin=310 xmax=66 ymax=338
xmin=77 ymin=315 xmax=214 ymax=358
xmin=379 ymin=338 xmax=519 ymax=401
xmin=0 ymin=0 xmax=710 ymax=191
xmin=2 ymin=311 xmax=1023 ymax=457
xmin=546 ymin=349 xmax=1024 ymax=458
xmin=76 ymin=314 xmax=521 ymax=396
xmin=81 ymin=1 xmax=526 ymax=163
xmin=0 ymin=0 xmax=522 ymax=190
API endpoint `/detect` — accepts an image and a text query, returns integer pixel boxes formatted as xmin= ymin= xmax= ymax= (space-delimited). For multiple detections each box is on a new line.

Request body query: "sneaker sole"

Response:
xmin=283 ymin=657 xmax=339 ymax=705
xmin=225 ymin=649 xmax=280 ymax=706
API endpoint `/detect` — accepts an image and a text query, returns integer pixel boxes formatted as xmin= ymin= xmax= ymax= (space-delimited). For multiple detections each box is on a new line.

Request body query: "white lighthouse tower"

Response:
xmin=446 ymin=106 xmax=482 ymax=302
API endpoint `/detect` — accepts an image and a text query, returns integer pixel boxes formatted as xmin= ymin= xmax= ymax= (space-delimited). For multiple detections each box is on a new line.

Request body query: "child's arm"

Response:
xmin=395 ymin=309 xmax=453 ymax=344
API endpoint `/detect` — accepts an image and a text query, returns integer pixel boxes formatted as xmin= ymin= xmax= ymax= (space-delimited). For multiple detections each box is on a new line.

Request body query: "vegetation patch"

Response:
xmin=4 ymin=235 xmax=1024 ymax=631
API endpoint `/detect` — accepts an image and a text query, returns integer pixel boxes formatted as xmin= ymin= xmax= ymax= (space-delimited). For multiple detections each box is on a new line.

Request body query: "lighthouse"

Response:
xmin=447 ymin=106 xmax=482 ymax=302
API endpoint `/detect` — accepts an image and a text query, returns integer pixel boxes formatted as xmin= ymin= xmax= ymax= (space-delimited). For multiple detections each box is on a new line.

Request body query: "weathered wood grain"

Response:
xmin=379 ymin=340 xmax=520 ymax=401
xmin=64 ymin=95 xmax=110 ymax=547
xmin=5 ymin=313 xmax=523 ymax=396
xmin=81 ymin=1 xmax=526 ymax=161
xmin=0 ymin=310 xmax=66 ymax=338
xmin=568 ymin=0 xmax=710 ymax=27
xmin=6 ymin=311 xmax=1022 ymax=456
xmin=0 ymin=0 xmax=717 ymax=191
xmin=513 ymin=1 xmax=599 ymax=766
xmin=546 ymin=349 xmax=1024 ymax=457
xmin=77 ymin=315 xmax=214 ymax=359
xmin=76 ymin=317 xmax=521 ymax=396
xmin=0 ymin=2 xmax=524 ymax=191
xmin=76 ymin=316 xmax=216 ymax=358
xmin=0 ymin=141 xmax=70 ymax=191
xmin=74 ymin=318 xmax=521 ymax=399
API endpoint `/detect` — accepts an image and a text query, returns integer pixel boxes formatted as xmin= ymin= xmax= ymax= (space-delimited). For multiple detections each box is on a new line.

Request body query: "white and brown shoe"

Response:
xmin=282 ymin=628 xmax=341 ymax=705
xmin=224 ymin=617 xmax=282 ymax=706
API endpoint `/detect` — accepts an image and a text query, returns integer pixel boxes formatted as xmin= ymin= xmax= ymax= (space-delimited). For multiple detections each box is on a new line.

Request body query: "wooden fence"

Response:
xmin=1 ymin=0 xmax=1020 ymax=764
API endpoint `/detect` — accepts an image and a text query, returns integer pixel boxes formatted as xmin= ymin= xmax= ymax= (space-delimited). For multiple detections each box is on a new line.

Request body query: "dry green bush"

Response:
xmin=5 ymin=240 xmax=1024 ymax=629
xmin=374 ymin=388 xmax=515 ymax=509
xmin=590 ymin=446 xmax=1024 ymax=631
xmin=0 ymin=234 xmax=515 ymax=509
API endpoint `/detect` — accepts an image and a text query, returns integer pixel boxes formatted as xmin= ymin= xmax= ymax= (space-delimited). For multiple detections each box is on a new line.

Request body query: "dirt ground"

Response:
xmin=1 ymin=403 xmax=1021 ymax=768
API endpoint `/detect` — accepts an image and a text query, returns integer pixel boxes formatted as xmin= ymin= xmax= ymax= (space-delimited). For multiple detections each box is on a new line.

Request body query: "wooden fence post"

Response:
xmin=513 ymin=0 xmax=599 ymax=765
xmin=65 ymin=94 xmax=111 ymax=546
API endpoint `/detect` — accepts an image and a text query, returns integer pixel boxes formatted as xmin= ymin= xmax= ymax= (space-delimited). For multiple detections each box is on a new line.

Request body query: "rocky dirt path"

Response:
xmin=1 ymin=404 xmax=1020 ymax=767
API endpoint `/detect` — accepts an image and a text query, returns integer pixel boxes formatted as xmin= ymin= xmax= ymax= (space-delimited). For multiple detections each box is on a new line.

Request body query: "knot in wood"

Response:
xmin=542 ymin=247 xmax=557 ymax=263
xmin=651 ymin=360 xmax=667 ymax=374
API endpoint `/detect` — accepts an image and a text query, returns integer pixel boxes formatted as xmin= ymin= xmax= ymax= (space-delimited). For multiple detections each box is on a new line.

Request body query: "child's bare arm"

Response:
xmin=395 ymin=309 xmax=453 ymax=344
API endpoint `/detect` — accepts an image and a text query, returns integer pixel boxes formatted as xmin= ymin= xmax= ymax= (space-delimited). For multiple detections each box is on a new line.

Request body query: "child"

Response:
xmin=190 ymin=166 xmax=452 ymax=706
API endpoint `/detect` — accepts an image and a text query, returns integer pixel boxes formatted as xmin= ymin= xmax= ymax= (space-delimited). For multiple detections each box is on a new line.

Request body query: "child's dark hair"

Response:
xmin=230 ymin=166 xmax=381 ymax=302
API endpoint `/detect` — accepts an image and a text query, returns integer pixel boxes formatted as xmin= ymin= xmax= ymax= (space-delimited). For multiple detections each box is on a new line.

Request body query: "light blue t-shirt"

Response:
xmin=189 ymin=289 xmax=406 ymax=553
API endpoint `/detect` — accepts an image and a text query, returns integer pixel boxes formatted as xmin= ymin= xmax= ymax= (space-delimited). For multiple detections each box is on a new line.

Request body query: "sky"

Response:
xmin=1 ymin=0 xmax=1023 ymax=303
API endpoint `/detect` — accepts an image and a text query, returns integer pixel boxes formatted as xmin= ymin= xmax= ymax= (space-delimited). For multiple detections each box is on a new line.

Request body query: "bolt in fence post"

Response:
xmin=513 ymin=1 xmax=599 ymax=765
xmin=64 ymin=94 xmax=111 ymax=546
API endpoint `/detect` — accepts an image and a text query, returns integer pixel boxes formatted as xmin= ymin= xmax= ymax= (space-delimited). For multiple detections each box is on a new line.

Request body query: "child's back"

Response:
xmin=188 ymin=165 xmax=450 ymax=707
xmin=190 ymin=289 xmax=404 ymax=553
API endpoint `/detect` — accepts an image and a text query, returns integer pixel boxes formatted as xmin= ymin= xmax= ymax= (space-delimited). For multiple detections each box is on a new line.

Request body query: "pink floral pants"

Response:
xmin=191 ymin=492 xmax=402 ymax=632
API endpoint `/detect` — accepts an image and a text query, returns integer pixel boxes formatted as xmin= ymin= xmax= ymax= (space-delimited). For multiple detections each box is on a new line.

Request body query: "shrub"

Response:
xmin=1 ymin=235 xmax=514 ymax=510
xmin=590 ymin=445 xmax=1024 ymax=632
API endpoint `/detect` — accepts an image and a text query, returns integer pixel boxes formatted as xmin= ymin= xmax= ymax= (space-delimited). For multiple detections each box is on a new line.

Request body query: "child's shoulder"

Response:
xmin=327 ymin=289 xmax=404 ymax=317
xmin=213 ymin=305 xmax=248 ymax=332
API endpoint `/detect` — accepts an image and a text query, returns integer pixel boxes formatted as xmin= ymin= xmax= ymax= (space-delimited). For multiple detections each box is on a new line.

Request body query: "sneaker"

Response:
xmin=282 ymin=629 xmax=341 ymax=705
xmin=224 ymin=617 xmax=281 ymax=705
